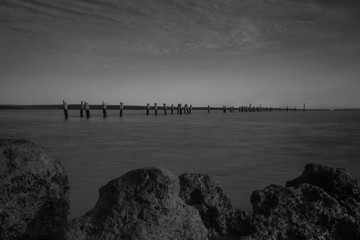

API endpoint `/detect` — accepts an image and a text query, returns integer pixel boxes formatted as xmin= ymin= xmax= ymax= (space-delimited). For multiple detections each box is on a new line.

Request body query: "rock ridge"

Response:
xmin=1 ymin=138 xmax=360 ymax=240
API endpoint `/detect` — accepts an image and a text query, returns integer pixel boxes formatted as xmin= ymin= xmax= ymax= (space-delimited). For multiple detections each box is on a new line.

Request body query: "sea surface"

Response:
xmin=1 ymin=109 xmax=360 ymax=219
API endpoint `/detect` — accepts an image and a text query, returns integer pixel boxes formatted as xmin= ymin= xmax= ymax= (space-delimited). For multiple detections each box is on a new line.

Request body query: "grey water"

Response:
xmin=1 ymin=109 xmax=360 ymax=219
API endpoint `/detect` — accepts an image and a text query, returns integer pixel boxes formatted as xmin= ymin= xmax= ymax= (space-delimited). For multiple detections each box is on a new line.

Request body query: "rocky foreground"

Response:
xmin=1 ymin=139 xmax=360 ymax=240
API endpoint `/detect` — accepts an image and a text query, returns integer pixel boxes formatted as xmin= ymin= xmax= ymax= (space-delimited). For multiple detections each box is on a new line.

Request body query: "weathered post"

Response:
xmin=63 ymin=100 xmax=68 ymax=119
xmin=249 ymin=104 xmax=252 ymax=112
xmin=171 ymin=104 xmax=174 ymax=114
xmin=80 ymin=101 xmax=84 ymax=118
xmin=119 ymin=102 xmax=124 ymax=117
xmin=163 ymin=103 xmax=167 ymax=115
xmin=223 ymin=105 xmax=226 ymax=113
xmin=154 ymin=103 xmax=158 ymax=116
xmin=189 ymin=105 xmax=192 ymax=114
xmin=184 ymin=104 xmax=188 ymax=114
xmin=303 ymin=103 xmax=306 ymax=112
xmin=85 ymin=102 xmax=90 ymax=118
xmin=102 ymin=101 xmax=107 ymax=118
xmin=146 ymin=103 xmax=150 ymax=115
xmin=294 ymin=107 xmax=297 ymax=112
xmin=286 ymin=107 xmax=288 ymax=112
xmin=179 ymin=104 xmax=182 ymax=115
xmin=207 ymin=105 xmax=210 ymax=113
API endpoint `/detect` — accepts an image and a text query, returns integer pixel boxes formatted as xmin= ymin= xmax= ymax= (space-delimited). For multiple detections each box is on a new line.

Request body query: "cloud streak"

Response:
xmin=1 ymin=0 xmax=359 ymax=59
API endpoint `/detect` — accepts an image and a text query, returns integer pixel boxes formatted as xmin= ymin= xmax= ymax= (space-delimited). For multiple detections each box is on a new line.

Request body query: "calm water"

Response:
xmin=1 ymin=109 xmax=360 ymax=219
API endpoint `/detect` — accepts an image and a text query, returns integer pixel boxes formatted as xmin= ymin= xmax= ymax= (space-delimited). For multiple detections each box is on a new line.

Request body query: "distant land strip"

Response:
xmin=0 ymin=104 xmax=359 ymax=111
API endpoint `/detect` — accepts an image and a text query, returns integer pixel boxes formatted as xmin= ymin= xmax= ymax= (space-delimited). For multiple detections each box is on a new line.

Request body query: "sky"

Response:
xmin=1 ymin=0 xmax=360 ymax=108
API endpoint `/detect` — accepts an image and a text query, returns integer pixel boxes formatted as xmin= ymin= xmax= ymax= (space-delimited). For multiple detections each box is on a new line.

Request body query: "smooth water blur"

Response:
xmin=1 ymin=109 xmax=360 ymax=219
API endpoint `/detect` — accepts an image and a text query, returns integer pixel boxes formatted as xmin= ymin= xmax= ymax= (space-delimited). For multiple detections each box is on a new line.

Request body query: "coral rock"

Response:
xmin=66 ymin=168 xmax=208 ymax=240
xmin=0 ymin=138 xmax=70 ymax=240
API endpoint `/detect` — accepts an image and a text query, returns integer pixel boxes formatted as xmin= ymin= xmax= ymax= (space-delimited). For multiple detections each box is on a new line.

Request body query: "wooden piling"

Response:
xmin=80 ymin=101 xmax=84 ymax=118
xmin=286 ymin=107 xmax=288 ymax=112
xmin=223 ymin=105 xmax=226 ymax=113
xmin=207 ymin=105 xmax=210 ymax=113
xmin=184 ymin=104 xmax=188 ymax=114
xmin=154 ymin=103 xmax=158 ymax=116
xmin=179 ymin=104 xmax=182 ymax=115
xmin=171 ymin=104 xmax=174 ymax=114
xmin=163 ymin=103 xmax=167 ymax=115
xmin=63 ymin=100 xmax=68 ymax=119
xmin=102 ymin=101 xmax=107 ymax=118
xmin=120 ymin=102 xmax=123 ymax=117
xmin=303 ymin=103 xmax=306 ymax=112
xmin=85 ymin=102 xmax=90 ymax=118
xmin=294 ymin=107 xmax=297 ymax=112
xmin=146 ymin=103 xmax=150 ymax=115
xmin=189 ymin=105 xmax=192 ymax=114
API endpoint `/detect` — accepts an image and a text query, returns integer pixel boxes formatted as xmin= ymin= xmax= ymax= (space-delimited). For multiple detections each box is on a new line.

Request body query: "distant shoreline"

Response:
xmin=0 ymin=104 xmax=359 ymax=111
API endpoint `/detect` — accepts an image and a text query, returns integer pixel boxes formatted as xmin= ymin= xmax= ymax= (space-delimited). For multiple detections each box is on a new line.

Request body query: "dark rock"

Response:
xmin=226 ymin=209 xmax=253 ymax=238
xmin=286 ymin=163 xmax=360 ymax=218
xmin=66 ymin=168 xmax=208 ymax=240
xmin=179 ymin=173 xmax=253 ymax=238
xmin=0 ymin=138 xmax=70 ymax=240
xmin=250 ymin=183 xmax=360 ymax=240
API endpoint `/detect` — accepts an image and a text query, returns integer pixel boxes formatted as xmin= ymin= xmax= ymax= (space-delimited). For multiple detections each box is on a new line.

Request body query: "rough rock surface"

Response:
xmin=66 ymin=168 xmax=208 ymax=240
xmin=179 ymin=173 xmax=252 ymax=238
xmin=250 ymin=183 xmax=360 ymax=240
xmin=0 ymin=138 xmax=70 ymax=240
xmin=286 ymin=163 xmax=360 ymax=218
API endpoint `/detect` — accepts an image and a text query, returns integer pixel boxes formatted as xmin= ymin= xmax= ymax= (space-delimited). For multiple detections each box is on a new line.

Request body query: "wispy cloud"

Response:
xmin=1 ymin=0 xmax=359 ymax=59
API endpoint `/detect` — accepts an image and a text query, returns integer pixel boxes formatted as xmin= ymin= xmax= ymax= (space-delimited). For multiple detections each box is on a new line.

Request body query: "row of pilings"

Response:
xmin=62 ymin=100 xmax=305 ymax=119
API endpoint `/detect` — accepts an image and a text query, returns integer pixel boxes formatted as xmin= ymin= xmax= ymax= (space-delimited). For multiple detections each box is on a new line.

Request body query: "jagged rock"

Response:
xmin=250 ymin=183 xmax=360 ymax=240
xmin=179 ymin=173 xmax=252 ymax=238
xmin=66 ymin=168 xmax=208 ymax=240
xmin=286 ymin=163 xmax=360 ymax=218
xmin=0 ymin=138 xmax=70 ymax=240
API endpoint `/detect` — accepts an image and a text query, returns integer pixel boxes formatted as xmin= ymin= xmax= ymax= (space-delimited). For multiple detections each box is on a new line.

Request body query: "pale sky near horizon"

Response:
xmin=1 ymin=0 xmax=360 ymax=108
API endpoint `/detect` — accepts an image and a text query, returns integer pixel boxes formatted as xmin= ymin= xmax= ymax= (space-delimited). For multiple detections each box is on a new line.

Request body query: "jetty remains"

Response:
xmin=61 ymin=101 xmax=306 ymax=119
